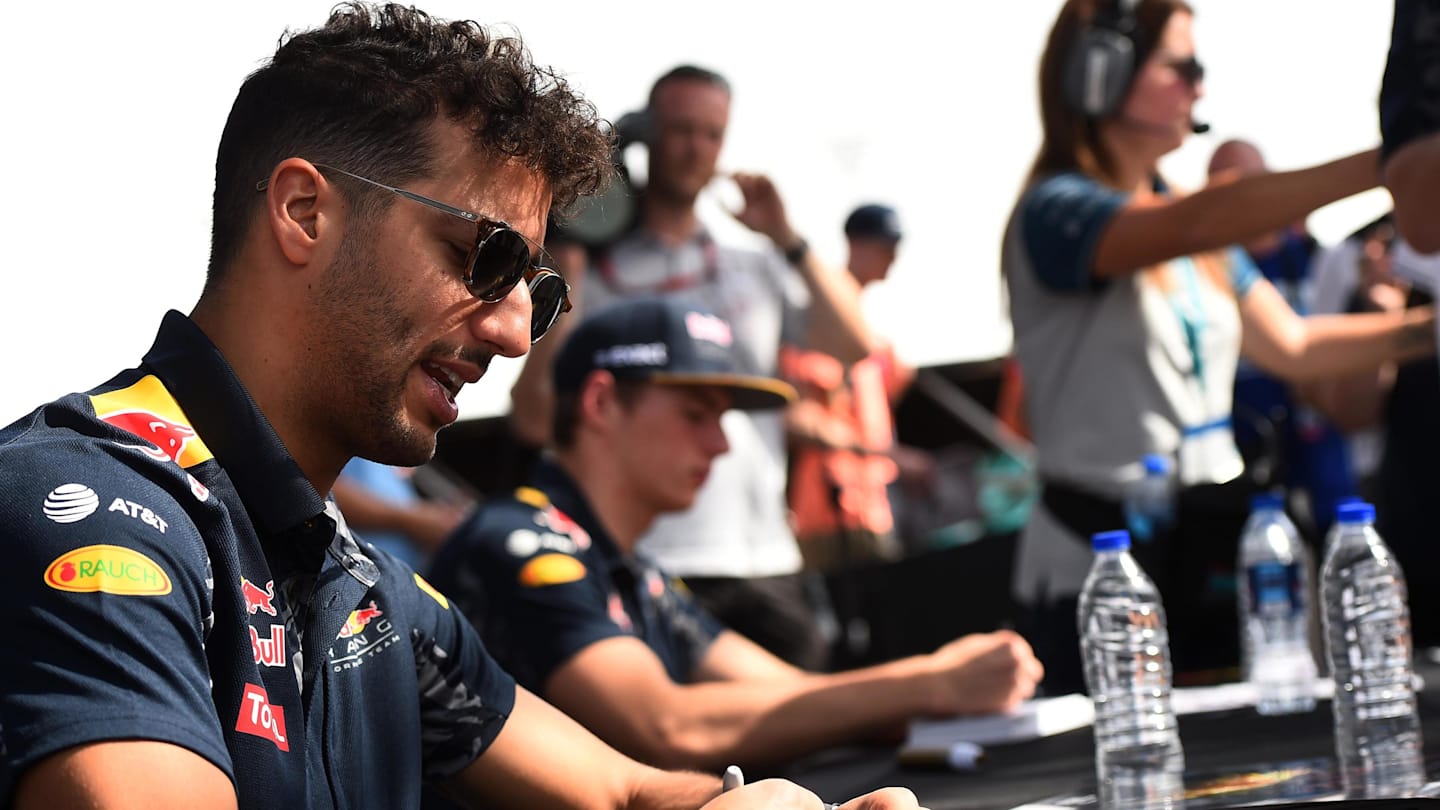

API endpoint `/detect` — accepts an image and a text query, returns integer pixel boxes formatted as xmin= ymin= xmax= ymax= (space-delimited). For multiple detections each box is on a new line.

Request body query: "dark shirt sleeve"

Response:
xmin=1019 ymin=172 xmax=1130 ymax=291
xmin=405 ymin=564 xmax=517 ymax=782
xmin=656 ymin=574 xmax=726 ymax=681
xmin=1381 ymin=0 xmax=1440 ymax=161
xmin=433 ymin=505 xmax=628 ymax=694
xmin=0 ymin=443 xmax=230 ymax=801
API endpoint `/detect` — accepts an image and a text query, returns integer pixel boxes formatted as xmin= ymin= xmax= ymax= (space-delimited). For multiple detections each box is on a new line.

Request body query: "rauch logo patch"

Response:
xmin=44 ymin=544 xmax=172 ymax=596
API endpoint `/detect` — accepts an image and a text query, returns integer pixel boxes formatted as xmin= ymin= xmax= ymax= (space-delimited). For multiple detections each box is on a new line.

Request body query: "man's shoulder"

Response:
xmin=451 ymin=486 xmax=599 ymax=580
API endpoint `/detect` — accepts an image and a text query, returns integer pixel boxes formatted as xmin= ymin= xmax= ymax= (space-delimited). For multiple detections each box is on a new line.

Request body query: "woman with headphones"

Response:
xmin=1003 ymin=0 xmax=1437 ymax=694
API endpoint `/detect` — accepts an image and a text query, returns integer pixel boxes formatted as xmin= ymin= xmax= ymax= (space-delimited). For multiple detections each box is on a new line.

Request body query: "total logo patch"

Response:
xmin=236 ymin=683 xmax=289 ymax=751
xmin=44 ymin=544 xmax=172 ymax=596
xmin=43 ymin=484 xmax=100 ymax=524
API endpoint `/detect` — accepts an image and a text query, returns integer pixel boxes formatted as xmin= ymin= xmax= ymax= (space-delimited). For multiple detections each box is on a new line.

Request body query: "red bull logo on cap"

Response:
xmin=337 ymin=600 xmax=384 ymax=639
xmin=685 ymin=311 xmax=733 ymax=347
xmin=90 ymin=375 xmax=213 ymax=469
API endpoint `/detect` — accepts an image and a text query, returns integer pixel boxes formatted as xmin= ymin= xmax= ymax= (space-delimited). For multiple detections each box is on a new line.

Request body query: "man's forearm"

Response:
xmin=1386 ymin=134 xmax=1440 ymax=254
xmin=789 ymin=246 xmax=874 ymax=364
xmin=626 ymin=767 xmax=721 ymax=810
xmin=635 ymin=657 xmax=935 ymax=770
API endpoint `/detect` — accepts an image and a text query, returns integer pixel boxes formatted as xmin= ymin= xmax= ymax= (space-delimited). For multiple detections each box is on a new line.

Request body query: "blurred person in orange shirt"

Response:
xmin=782 ymin=205 xmax=935 ymax=571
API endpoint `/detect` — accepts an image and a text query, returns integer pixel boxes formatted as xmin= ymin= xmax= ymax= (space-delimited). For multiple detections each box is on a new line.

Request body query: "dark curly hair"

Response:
xmin=206 ymin=2 xmax=612 ymax=287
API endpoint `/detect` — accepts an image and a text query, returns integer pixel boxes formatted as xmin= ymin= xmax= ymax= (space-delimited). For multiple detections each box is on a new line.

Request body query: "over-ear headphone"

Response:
xmin=612 ymin=108 xmax=654 ymax=150
xmin=549 ymin=110 xmax=647 ymax=248
xmin=1062 ymin=0 xmax=1141 ymax=119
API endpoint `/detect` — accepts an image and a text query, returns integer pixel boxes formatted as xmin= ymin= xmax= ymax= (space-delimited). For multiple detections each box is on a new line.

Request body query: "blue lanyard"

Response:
xmin=1169 ymin=256 xmax=1208 ymax=392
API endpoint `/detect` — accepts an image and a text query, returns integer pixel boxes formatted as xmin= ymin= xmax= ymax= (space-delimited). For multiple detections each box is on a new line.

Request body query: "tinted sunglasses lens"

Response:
xmin=528 ymin=272 xmax=569 ymax=343
xmin=468 ymin=228 xmax=531 ymax=302
xmin=1177 ymin=58 xmax=1204 ymax=86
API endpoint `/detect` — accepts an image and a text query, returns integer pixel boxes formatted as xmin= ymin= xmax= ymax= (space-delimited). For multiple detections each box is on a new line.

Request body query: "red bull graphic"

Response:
xmin=545 ymin=507 xmax=592 ymax=550
xmin=241 ymin=577 xmax=277 ymax=616
xmin=685 ymin=310 xmax=734 ymax=347
xmin=249 ymin=625 xmax=287 ymax=668
xmin=102 ymin=411 xmax=197 ymax=464
xmin=236 ymin=683 xmax=289 ymax=751
xmin=337 ymin=601 xmax=383 ymax=639
xmin=44 ymin=544 xmax=172 ymax=596
xmin=89 ymin=375 xmax=213 ymax=468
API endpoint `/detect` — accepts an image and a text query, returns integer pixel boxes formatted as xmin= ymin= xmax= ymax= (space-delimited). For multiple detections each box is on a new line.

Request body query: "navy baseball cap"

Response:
xmin=844 ymin=203 xmax=903 ymax=243
xmin=553 ymin=298 xmax=797 ymax=410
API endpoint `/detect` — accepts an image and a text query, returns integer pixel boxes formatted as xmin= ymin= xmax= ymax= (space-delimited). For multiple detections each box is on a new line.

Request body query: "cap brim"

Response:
xmin=650 ymin=373 xmax=797 ymax=410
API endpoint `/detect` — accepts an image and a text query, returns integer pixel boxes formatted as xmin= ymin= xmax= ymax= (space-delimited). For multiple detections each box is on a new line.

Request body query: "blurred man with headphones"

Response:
xmin=508 ymin=65 xmax=875 ymax=669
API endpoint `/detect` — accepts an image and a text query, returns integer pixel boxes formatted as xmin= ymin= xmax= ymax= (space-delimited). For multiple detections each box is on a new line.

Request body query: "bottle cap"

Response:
xmin=1249 ymin=492 xmax=1284 ymax=512
xmin=1335 ymin=501 xmax=1376 ymax=525
xmin=1141 ymin=454 xmax=1171 ymax=475
xmin=1092 ymin=530 xmax=1132 ymax=551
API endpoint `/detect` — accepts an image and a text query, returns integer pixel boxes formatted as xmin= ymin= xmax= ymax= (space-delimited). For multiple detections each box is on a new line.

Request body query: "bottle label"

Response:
xmin=1248 ymin=561 xmax=1303 ymax=617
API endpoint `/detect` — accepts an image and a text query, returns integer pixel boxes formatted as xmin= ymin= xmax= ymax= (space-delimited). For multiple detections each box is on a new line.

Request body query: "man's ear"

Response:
xmin=261 ymin=158 xmax=338 ymax=267
xmin=580 ymin=370 xmax=621 ymax=432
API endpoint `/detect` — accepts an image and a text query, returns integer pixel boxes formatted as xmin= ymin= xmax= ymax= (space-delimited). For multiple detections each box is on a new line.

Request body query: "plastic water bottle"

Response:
xmin=1237 ymin=493 xmax=1317 ymax=715
xmin=1124 ymin=454 xmax=1175 ymax=543
xmin=1079 ymin=530 xmax=1185 ymax=809
xmin=1320 ymin=501 xmax=1424 ymax=799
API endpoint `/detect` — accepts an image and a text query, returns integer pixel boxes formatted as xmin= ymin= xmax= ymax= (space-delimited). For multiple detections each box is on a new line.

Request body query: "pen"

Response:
xmin=897 ymin=741 xmax=986 ymax=771
xmin=721 ymin=764 xmax=840 ymax=808
xmin=722 ymin=765 xmax=744 ymax=792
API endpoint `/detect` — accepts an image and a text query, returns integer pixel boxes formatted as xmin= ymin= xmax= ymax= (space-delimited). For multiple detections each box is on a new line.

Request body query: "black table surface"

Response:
xmin=786 ymin=662 xmax=1440 ymax=810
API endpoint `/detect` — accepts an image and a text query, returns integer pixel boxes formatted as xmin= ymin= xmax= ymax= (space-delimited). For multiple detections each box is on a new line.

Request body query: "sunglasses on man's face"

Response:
xmin=257 ymin=163 xmax=571 ymax=344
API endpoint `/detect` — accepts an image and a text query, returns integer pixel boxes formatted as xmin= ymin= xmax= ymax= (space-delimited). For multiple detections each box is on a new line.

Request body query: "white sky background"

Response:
xmin=0 ymin=1 xmax=1395 ymax=425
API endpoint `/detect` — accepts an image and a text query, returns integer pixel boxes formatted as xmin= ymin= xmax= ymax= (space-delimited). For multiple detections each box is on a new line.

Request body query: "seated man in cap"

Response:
xmin=781 ymin=204 xmax=935 ymax=572
xmin=428 ymin=297 xmax=1042 ymax=772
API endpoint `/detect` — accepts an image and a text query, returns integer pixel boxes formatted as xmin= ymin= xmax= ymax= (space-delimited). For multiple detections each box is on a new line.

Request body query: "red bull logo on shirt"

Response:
xmin=241 ymin=577 xmax=278 ymax=616
xmin=44 ymin=544 xmax=172 ymax=596
xmin=90 ymin=375 xmax=213 ymax=469
xmin=337 ymin=601 xmax=383 ymax=639
xmin=249 ymin=624 xmax=287 ymax=668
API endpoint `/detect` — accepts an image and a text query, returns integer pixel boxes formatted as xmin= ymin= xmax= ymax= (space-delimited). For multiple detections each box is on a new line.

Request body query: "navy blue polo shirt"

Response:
xmin=429 ymin=460 xmax=724 ymax=693
xmin=0 ymin=311 xmax=515 ymax=808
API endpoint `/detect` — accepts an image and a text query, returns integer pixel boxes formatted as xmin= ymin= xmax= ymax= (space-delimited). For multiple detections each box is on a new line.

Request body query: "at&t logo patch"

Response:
xmin=43 ymin=484 xmax=100 ymax=524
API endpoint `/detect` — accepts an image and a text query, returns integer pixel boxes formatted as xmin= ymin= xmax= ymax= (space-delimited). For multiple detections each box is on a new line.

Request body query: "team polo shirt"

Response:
xmin=428 ymin=460 xmax=725 ymax=693
xmin=0 ymin=310 xmax=515 ymax=808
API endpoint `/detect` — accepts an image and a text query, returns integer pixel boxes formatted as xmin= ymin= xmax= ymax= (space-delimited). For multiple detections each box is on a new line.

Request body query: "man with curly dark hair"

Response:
xmin=0 ymin=4 xmax=921 ymax=810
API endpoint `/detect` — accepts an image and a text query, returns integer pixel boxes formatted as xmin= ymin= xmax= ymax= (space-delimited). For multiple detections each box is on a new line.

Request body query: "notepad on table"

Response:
xmin=906 ymin=693 xmax=1096 ymax=749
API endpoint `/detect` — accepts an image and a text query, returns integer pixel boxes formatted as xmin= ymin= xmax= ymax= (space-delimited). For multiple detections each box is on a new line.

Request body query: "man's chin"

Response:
xmin=358 ymin=423 xmax=438 ymax=469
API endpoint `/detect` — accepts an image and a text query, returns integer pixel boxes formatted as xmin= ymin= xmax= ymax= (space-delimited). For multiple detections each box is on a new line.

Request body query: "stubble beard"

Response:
xmin=312 ymin=227 xmax=437 ymax=469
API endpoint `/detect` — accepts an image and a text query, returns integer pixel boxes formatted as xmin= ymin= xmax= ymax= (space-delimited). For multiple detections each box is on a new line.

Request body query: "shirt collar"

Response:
xmin=141 ymin=310 xmax=327 ymax=537
xmin=530 ymin=458 xmax=622 ymax=565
